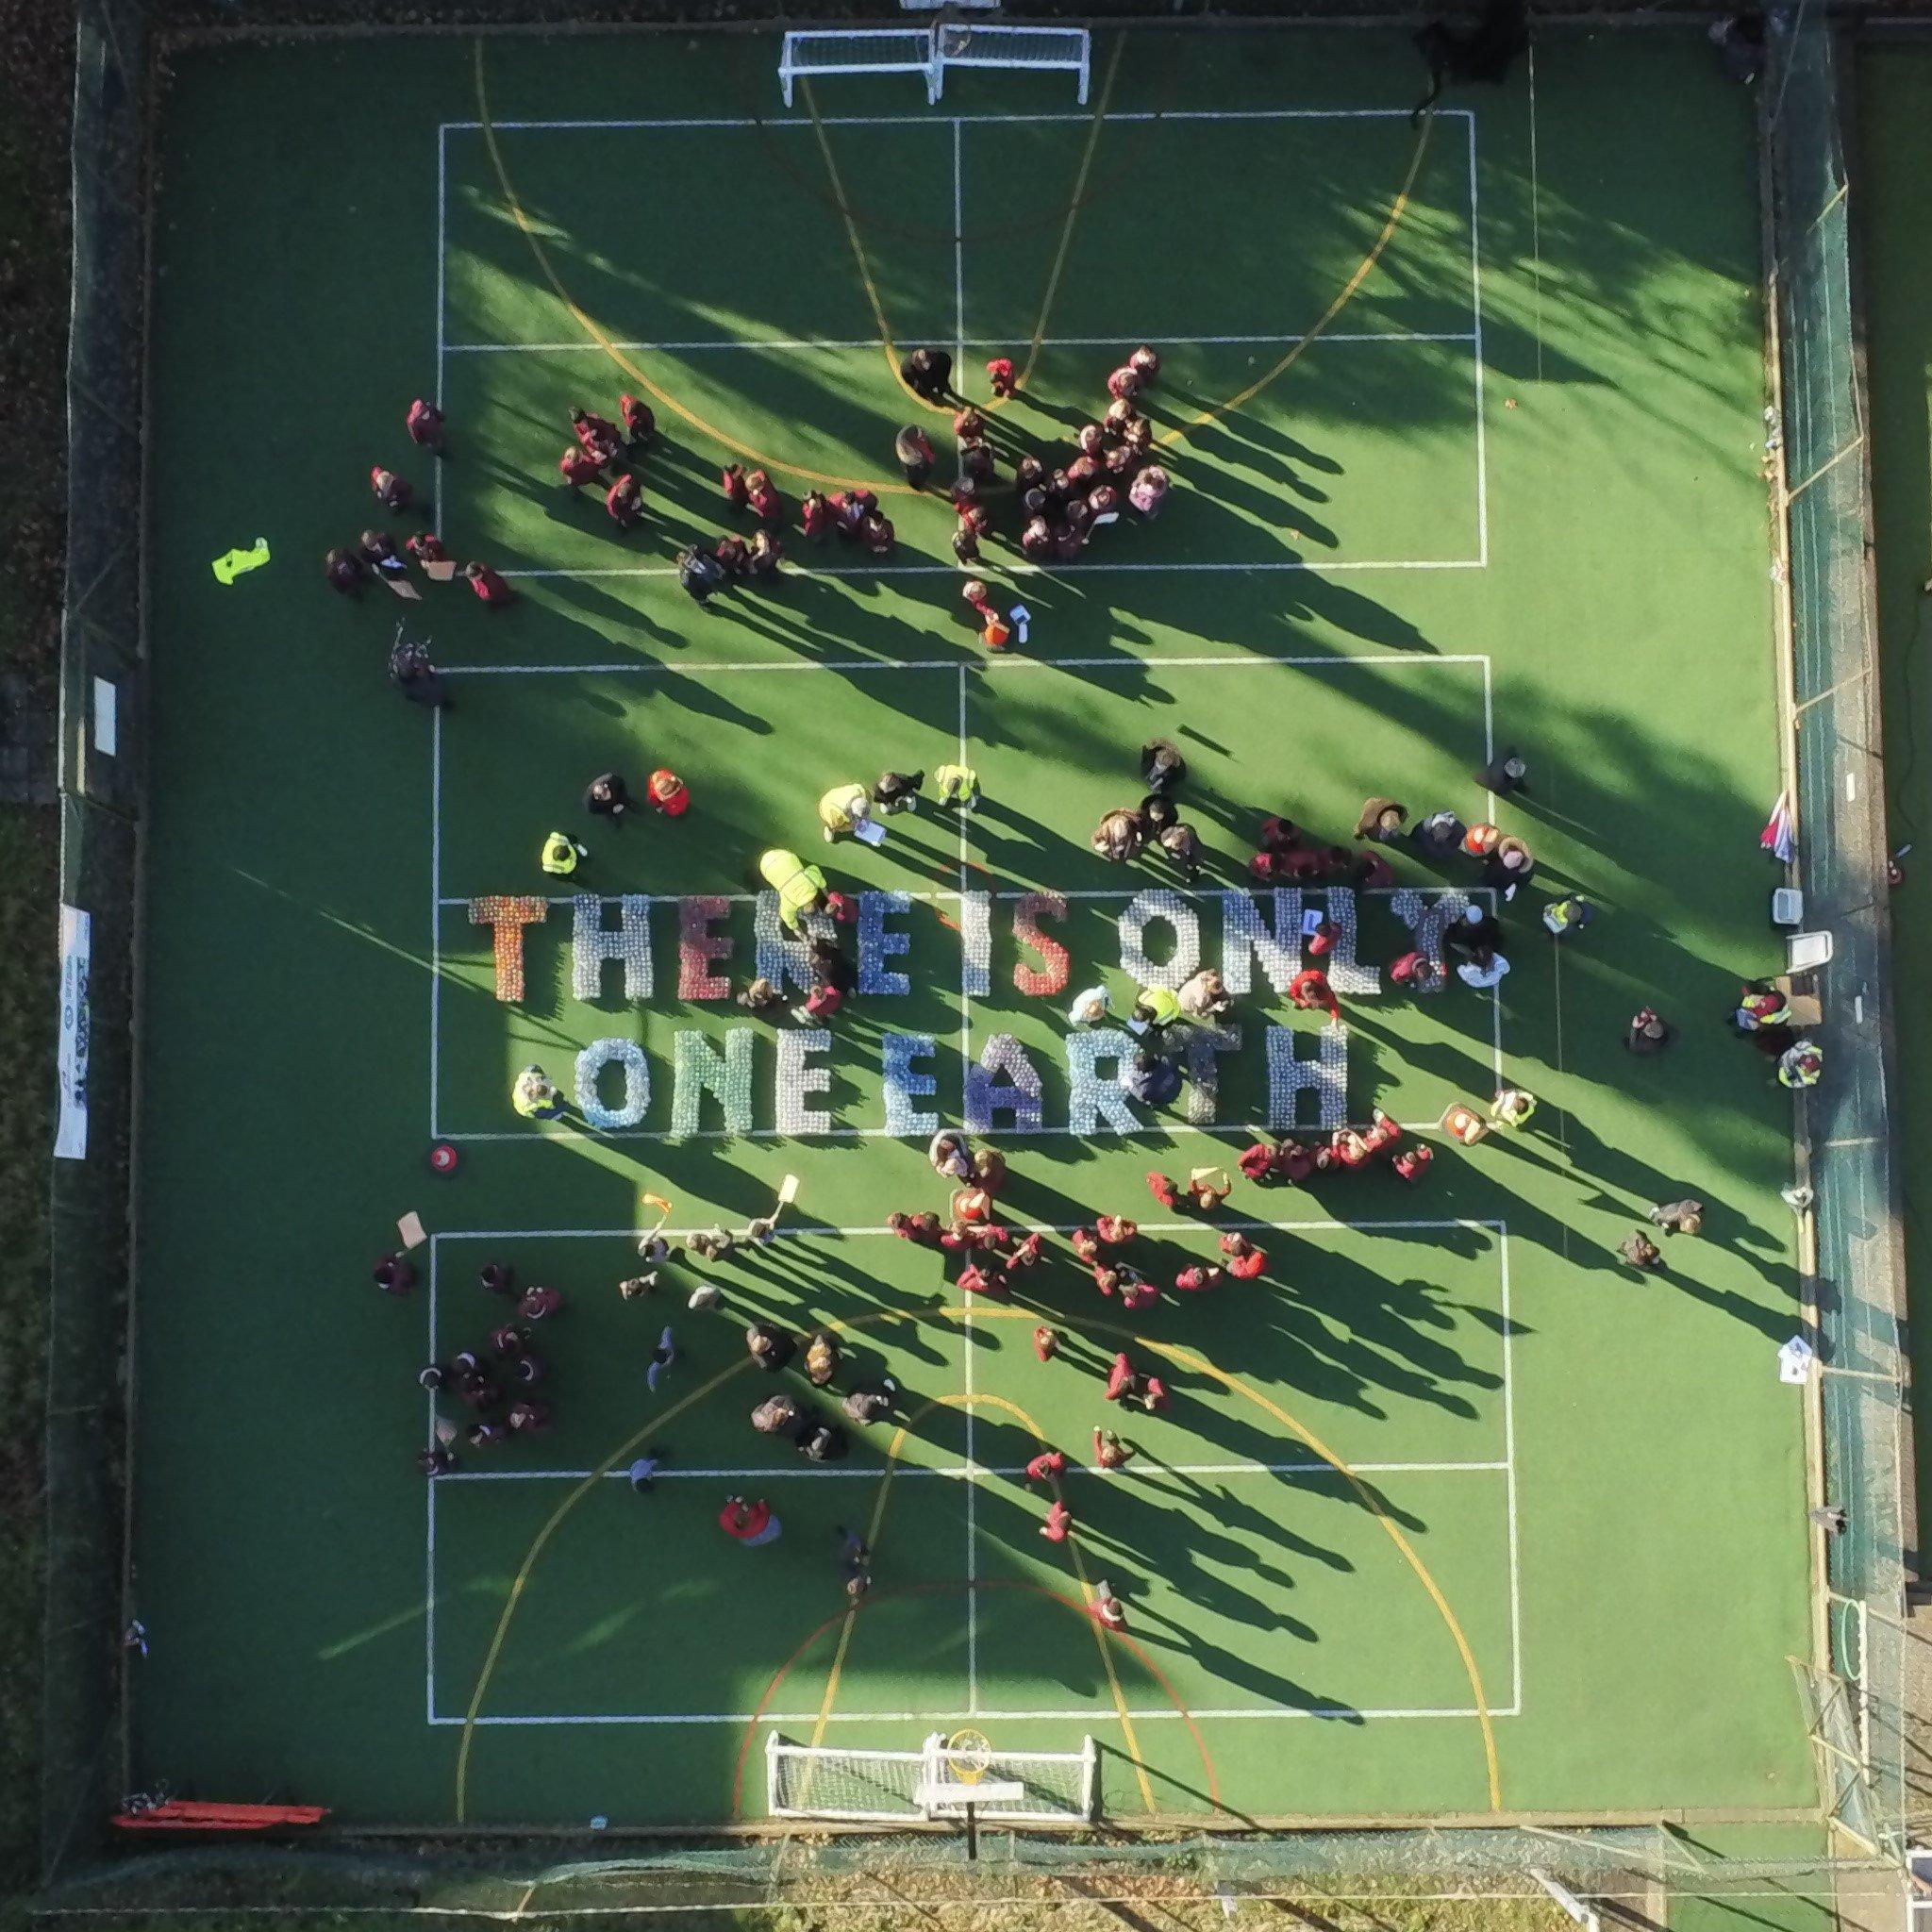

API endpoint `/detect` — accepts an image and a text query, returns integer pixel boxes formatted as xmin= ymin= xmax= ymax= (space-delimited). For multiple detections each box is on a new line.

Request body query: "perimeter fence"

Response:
xmin=1765 ymin=0 xmax=1924 ymax=1881
xmin=41 ymin=0 xmax=1924 ymax=1924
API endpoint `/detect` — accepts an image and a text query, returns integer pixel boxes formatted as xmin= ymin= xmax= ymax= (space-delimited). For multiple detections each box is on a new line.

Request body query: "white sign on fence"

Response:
xmin=54 ymin=905 xmax=91 ymax=1162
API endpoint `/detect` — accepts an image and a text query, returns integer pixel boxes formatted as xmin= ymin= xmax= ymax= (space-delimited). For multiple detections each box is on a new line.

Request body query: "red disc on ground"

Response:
xmin=428 ymin=1142 xmax=459 ymax=1174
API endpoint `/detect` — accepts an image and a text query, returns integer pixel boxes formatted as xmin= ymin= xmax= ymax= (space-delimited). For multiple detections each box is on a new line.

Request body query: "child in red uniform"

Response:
xmin=607 ymin=474 xmax=642 ymax=528
xmin=986 ymin=357 xmax=1017 ymax=398
xmin=1392 ymin=1142 xmax=1434 ymax=1184
xmin=1093 ymin=1428 xmax=1134 ymax=1471
xmin=1040 ymin=1500 xmax=1073 ymax=1543
xmin=1219 ymin=1233 xmax=1266 ymax=1280
xmin=720 ymin=1496 xmax=781 ymax=1545
xmin=619 ymin=393 xmax=655 ymax=448
xmin=571 ymin=408 xmax=621 ymax=463
xmin=373 ymin=1252 xmax=416 ymax=1295
xmin=560 ymin=444 xmax=604 ymax=490
xmin=721 ymin=463 xmax=749 ymax=511
xmin=1186 ymin=1170 xmax=1231 ymax=1211
xmin=1070 ymin=1227 xmax=1101 ymax=1264
xmin=464 ymin=561 xmax=514 ymax=608
xmin=801 ymin=491 xmax=832 ymax=541
xmin=1275 ymin=1140 xmax=1320 ymax=1184
xmin=647 ymin=768 xmax=690 ymax=816
xmin=1032 ymin=1324 xmax=1060 ymax=1362
xmin=406 ymin=531 xmax=447 ymax=566
xmin=1096 ymin=1214 xmax=1137 ymax=1246
xmin=957 ymin=1261 xmax=1008 ymax=1297
xmin=1106 ymin=1355 xmax=1169 ymax=1413
xmin=1390 ymin=950 xmax=1441 ymax=992
xmin=746 ymin=470 xmax=783 ymax=525
xmin=1289 ymin=967 xmax=1341 ymax=1023
xmin=407 ymin=398 xmax=446 ymax=453
xmin=1238 ymin=1141 xmax=1277 ymax=1184
xmin=1025 ymin=1448 xmax=1067 ymax=1484
xmin=888 ymin=1209 xmax=944 ymax=1245
xmin=1174 ymin=1264 xmax=1223 ymax=1293
xmin=371 ymin=466 xmax=412 ymax=511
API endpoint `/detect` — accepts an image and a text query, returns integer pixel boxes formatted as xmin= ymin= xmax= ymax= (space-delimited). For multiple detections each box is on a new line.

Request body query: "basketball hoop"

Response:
xmin=945 ymin=1727 xmax=993 ymax=1783
xmin=919 ymin=1730 xmax=1017 ymax=1858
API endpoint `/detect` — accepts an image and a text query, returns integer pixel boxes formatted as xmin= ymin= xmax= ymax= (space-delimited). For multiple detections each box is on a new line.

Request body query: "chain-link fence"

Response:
xmin=42 ymin=0 xmax=149 ymax=1890
xmin=1764 ymin=0 xmax=1917 ymax=1887
xmin=42 ymin=0 xmax=1924 ymax=1921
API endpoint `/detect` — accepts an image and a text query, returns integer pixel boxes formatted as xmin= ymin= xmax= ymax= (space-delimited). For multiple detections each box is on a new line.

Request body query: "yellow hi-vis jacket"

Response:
xmin=758 ymin=848 xmax=828 ymax=933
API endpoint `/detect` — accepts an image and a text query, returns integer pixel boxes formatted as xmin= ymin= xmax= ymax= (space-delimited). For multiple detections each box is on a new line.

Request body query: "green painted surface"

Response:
xmin=135 ymin=27 xmax=1810 ymax=1829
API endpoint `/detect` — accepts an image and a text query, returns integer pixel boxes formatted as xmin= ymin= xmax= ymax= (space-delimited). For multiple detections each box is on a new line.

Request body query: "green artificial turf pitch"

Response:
xmin=131 ymin=25 xmax=1818 ymax=1832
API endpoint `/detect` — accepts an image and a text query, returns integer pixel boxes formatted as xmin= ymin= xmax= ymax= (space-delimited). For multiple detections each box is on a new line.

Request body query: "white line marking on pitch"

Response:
xmin=491 ymin=558 xmax=1486 ymax=579
xmin=443 ymin=330 xmax=1480 ymax=354
xmin=440 ymin=651 xmax=1495 ymax=675
xmin=435 ymin=1703 xmax=1516 ymax=1726
xmin=435 ymin=1458 xmax=1511 ymax=1483
xmin=441 ymin=107 xmax=1476 ymax=132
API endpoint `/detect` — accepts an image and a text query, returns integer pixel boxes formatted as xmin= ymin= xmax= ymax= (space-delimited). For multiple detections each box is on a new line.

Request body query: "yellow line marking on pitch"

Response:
xmin=454 ymin=1299 xmax=1499 ymax=1819
xmin=1007 ymin=34 xmax=1128 ymax=402
xmin=473 ymin=40 xmax=913 ymax=497
xmin=808 ymin=1387 xmax=1157 ymax=1815
xmin=475 ymin=35 xmax=1432 ymax=484
xmin=1154 ymin=110 xmax=1439 ymax=450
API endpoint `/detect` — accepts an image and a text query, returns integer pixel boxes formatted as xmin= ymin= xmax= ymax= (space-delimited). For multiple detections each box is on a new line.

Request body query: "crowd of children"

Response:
xmin=353 ymin=356 xmax=1821 ymax=1644
xmin=325 ymin=399 xmax=519 ymax=611
xmin=330 ymin=341 xmax=1187 ymax=621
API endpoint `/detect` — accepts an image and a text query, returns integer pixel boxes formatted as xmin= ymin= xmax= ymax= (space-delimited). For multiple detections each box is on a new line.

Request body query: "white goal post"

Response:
xmin=766 ymin=1731 xmax=1099 ymax=1824
xmin=777 ymin=25 xmax=1091 ymax=108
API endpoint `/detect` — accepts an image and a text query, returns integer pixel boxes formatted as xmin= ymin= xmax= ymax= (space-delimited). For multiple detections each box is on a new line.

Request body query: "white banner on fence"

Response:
xmin=55 ymin=906 xmax=91 ymax=1162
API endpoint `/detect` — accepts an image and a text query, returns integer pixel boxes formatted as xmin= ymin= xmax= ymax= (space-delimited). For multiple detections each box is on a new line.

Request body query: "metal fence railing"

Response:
xmin=42 ymin=0 xmax=149 ymax=1890
xmin=38 ymin=2 xmax=1922 ymax=1921
xmin=1764 ymin=0 xmax=1915 ymax=1879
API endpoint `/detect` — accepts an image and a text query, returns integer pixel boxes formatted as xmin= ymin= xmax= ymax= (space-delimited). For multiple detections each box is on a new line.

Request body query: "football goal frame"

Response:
xmin=765 ymin=1731 xmax=1100 ymax=1825
xmin=777 ymin=24 xmax=1091 ymax=108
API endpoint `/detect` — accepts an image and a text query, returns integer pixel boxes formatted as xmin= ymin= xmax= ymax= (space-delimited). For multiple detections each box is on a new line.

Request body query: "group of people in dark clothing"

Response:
xmin=325 ymin=399 xmax=517 ymax=609
xmin=409 ymin=1261 xmax=595 ymax=1471
xmin=891 ymin=345 xmax=1174 ymax=573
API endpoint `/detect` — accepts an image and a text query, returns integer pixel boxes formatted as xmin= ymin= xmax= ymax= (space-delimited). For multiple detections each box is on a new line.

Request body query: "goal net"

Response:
xmin=777 ymin=25 xmax=1091 ymax=108
xmin=766 ymin=1732 xmax=1098 ymax=1824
